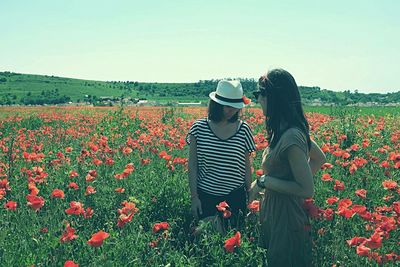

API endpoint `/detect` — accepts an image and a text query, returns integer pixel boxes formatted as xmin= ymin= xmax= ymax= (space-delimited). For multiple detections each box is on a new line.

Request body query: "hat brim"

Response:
xmin=209 ymin=92 xmax=245 ymax=109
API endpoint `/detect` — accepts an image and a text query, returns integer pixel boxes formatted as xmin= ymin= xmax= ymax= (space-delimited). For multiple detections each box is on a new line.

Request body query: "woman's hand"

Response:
xmin=248 ymin=180 xmax=263 ymax=203
xmin=191 ymin=197 xmax=203 ymax=220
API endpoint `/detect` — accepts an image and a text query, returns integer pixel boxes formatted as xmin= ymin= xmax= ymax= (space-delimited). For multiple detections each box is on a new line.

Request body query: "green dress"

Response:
xmin=259 ymin=128 xmax=312 ymax=267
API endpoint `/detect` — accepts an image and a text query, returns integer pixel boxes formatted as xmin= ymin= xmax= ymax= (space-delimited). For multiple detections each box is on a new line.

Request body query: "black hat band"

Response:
xmin=215 ymin=94 xmax=244 ymax=103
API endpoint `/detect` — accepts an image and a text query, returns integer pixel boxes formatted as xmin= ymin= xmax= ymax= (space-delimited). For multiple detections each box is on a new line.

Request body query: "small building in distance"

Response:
xmin=176 ymin=102 xmax=203 ymax=107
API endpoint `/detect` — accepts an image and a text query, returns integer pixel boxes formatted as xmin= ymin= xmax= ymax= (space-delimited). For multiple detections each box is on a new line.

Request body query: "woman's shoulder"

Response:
xmin=279 ymin=127 xmax=308 ymax=153
xmin=239 ymin=120 xmax=253 ymax=131
xmin=282 ymin=127 xmax=306 ymax=139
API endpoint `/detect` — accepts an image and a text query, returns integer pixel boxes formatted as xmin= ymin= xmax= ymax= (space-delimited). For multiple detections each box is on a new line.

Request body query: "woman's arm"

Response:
xmin=245 ymin=152 xmax=252 ymax=192
xmin=188 ymin=135 xmax=202 ymax=218
xmin=309 ymin=139 xmax=326 ymax=175
xmin=188 ymin=135 xmax=199 ymax=198
xmin=263 ymin=145 xmax=314 ymax=198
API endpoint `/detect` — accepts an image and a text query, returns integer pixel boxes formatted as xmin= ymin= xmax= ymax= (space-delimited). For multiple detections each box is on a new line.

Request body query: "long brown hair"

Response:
xmin=258 ymin=69 xmax=311 ymax=149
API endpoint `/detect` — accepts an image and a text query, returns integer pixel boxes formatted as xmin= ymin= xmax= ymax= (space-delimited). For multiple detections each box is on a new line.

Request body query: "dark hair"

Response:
xmin=208 ymin=100 xmax=239 ymax=123
xmin=258 ymin=69 xmax=311 ymax=149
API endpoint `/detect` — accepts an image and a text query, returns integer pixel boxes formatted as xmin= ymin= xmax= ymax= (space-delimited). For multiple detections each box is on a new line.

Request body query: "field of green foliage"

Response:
xmin=0 ymin=106 xmax=399 ymax=266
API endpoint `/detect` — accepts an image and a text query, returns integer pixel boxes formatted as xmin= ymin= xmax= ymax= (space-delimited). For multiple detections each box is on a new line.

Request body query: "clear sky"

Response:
xmin=1 ymin=0 xmax=399 ymax=93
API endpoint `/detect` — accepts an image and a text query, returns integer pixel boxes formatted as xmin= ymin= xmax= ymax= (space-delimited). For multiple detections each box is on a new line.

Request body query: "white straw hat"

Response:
xmin=209 ymin=80 xmax=246 ymax=109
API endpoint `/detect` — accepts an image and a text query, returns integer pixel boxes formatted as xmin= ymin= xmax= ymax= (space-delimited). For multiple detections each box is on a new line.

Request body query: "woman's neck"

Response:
xmin=210 ymin=118 xmax=229 ymax=125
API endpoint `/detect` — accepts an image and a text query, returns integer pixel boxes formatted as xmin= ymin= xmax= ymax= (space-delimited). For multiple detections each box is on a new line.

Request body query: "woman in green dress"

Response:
xmin=249 ymin=69 xmax=326 ymax=267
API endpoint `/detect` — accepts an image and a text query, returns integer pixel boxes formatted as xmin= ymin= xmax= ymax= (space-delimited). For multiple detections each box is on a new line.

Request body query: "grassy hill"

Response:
xmin=0 ymin=71 xmax=399 ymax=106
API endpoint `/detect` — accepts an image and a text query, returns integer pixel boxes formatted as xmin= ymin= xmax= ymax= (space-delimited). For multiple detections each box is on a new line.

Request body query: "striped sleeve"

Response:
xmin=242 ymin=122 xmax=256 ymax=153
xmin=186 ymin=119 xmax=201 ymax=144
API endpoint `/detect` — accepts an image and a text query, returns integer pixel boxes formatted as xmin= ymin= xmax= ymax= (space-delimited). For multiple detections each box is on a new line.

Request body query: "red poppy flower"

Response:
xmin=322 ymin=208 xmax=334 ymax=220
xmin=60 ymin=223 xmax=79 ymax=243
xmin=326 ymin=196 xmax=339 ymax=205
xmin=114 ymin=163 xmax=135 ymax=179
xmin=333 ymin=180 xmax=345 ymax=191
xmin=87 ymin=230 xmax=110 ymax=247
xmin=115 ymin=187 xmax=125 ymax=193
xmin=395 ymin=161 xmax=400 ymax=169
xmin=4 ymin=200 xmax=17 ymax=211
xmin=0 ymin=179 xmax=11 ymax=190
xmin=362 ymin=139 xmax=370 ymax=148
xmin=223 ymin=210 xmax=232 ymax=218
xmin=64 ymin=260 xmax=79 ymax=267
xmin=141 ymin=158 xmax=150 ymax=165
xmin=247 ymin=200 xmax=260 ymax=213
xmin=28 ymin=182 xmax=39 ymax=196
xmin=338 ymin=198 xmax=352 ymax=208
xmin=117 ymin=201 xmax=138 ymax=227
xmin=337 ymin=207 xmax=355 ymax=219
xmin=83 ymin=207 xmax=94 ymax=219
xmin=355 ymin=189 xmax=367 ymax=199
xmin=255 ymin=169 xmax=264 ymax=176
xmin=352 ymin=204 xmax=367 ymax=214
xmin=0 ymin=189 xmax=6 ymax=200
xmin=393 ymin=201 xmax=400 ymax=215
xmin=350 ymin=144 xmax=360 ymax=151
xmin=85 ymin=174 xmax=96 ymax=182
xmin=365 ymin=232 xmax=382 ymax=249
xmin=346 ymin=236 xmax=367 ymax=246
xmin=152 ymin=222 xmax=169 ymax=233
xmin=68 ymin=182 xmax=79 ymax=190
xmin=85 ymin=186 xmax=96 ymax=196
xmin=122 ymin=147 xmax=133 ymax=154
xmin=65 ymin=201 xmax=84 ymax=215
xmin=69 ymin=170 xmax=79 ymax=178
xmin=380 ymin=161 xmax=390 ymax=168
xmin=356 ymin=244 xmax=371 ymax=257
xmin=321 ymin=162 xmax=333 ymax=169
xmin=242 ymin=96 xmax=251 ymax=105
xmin=321 ymin=173 xmax=333 ymax=181
xmin=349 ymin=163 xmax=358 ymax=174
xmin=336 ymin=198 xmax=355 ymax=218
xmin=384 ymin=252 xmax=399 ymax=262
xmin=224 ymin=232 xmax=241 ymax=252
xmin=105 ymin=157 xmax=115 ymax=166
xmin=92 ymin=158 xmax=103 ymax=166
xmin=382 ymin=180 xmax=397 ymax=190
xmin=88 ymin=170 xmax=97 ymax=177
xmin=216 ymin=201 xmax=229 ymax=212
xmin=341 ymin=152 xmax=351 ymax=159
xmin=26 ymin=194 xmax=45 ymax=211
xmin=51 ymin=189 xmax=65 ymax=199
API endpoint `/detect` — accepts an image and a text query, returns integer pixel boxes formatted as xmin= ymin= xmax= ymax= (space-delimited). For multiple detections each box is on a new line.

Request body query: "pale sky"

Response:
xmin=1 ymin=0 xmax=399 ymax=93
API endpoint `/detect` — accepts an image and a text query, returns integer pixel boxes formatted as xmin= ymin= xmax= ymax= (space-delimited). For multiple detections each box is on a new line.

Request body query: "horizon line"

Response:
xmin=1 ymin=69 xmax=399 ymax=95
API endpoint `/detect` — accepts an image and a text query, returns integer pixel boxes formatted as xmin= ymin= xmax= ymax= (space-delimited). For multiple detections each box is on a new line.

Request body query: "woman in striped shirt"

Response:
xmin=187 ymin=80 xmax=256 ymax=225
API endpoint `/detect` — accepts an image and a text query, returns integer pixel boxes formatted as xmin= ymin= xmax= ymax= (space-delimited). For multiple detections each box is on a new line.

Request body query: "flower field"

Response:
xmin=0 ymin=106 xmax=399 ymax=266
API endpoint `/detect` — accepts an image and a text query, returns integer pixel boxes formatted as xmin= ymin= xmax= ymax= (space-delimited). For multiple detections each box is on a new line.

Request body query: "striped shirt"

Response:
xmin=187 ymin=118 xmax=256 ymax=196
